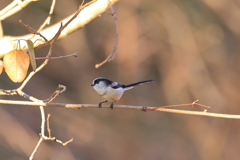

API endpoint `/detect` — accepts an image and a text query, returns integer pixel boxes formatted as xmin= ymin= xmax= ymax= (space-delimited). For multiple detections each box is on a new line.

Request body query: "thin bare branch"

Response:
xmin=29 ymin=137 xmax=44 ymax=160
xmin=30 ymin=105 xmax=73 ymax=159
xmin=95 ymin=2 xmax=118 ymax=68
xmin=39 ymin=106 xmax=73 ymax=147
xmin=47 ymin=114 xmax=52 ymax=138
xmin=35 ymin=52 xmax=78 ymax=60
xmin=144 ymin=100 xmax=210 ymax=112
xmin=37 ymin=0 xmax=56 ymax=32
xmin=56 ymin=138 xmax=74 ymax=146
xmin=0 ymin=100 xmax=240 ymax=119
xmin=61 ymin=0 xmax=86 ymax=31
xmin=43 ymin=84 xmax=67 ymax=103
xmin=0 ymin=89 xmax=17 ymax=96
xmin=39 ymin=106 xmax=47 ymax=137
xmin=27 ymin=95 xmax=46 ymax=160
xmin=16 ymin=89 xmax=43 ymax=103
xmin=19 ymin=20 xmax=48 ymax=42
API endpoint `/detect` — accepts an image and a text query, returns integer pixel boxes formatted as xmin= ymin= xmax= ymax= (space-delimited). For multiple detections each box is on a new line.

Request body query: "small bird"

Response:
xmin=91 ymin=77 xmax=154 ymax=109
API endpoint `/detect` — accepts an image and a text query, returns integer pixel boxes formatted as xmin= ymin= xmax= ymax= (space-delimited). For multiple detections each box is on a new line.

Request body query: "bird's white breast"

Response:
xmin=102 ymin=87 xmax=125 ymax=102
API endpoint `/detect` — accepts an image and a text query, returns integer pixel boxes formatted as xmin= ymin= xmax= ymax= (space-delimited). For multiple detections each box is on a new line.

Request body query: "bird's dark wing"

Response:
xmin=124 ymin=80 xmax=154 ymax=88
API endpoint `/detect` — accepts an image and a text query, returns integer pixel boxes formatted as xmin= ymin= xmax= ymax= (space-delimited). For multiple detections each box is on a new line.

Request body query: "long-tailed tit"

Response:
xmin=91 ymin=77 xmax=154 ymax=109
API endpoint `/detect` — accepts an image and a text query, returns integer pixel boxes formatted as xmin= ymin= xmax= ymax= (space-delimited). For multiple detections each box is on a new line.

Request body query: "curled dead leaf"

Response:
xmin=3 ymin=50 xmax=30 ymax=83
xmin=26 ymin=40 xmax=37 ymax=71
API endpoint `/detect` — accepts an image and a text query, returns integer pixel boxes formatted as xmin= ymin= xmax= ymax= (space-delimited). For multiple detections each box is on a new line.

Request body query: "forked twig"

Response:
xmin=56 ymin=138 xmax=74 ymax=146
xmin=29 ymin=95 xmax=73 ymax=159
xmin=40 ymin=107 xmax=73 ymax=143
xmin=19 ymin=20 xmax=48 ymax=42
xmin=30 ymin=106 xmax=73 ymax=160
xmin=143 ymin=100 xmax=210 ymax=112
xmin=43 ymin=84 xmax=67 ymax=103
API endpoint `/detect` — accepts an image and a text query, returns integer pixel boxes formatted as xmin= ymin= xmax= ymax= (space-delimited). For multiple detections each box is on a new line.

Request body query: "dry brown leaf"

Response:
xmin=3 ymin=50 xmax=30 ymax=83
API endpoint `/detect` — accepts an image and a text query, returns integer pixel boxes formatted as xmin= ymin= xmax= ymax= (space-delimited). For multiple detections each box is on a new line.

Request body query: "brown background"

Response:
xmin=1 ymin=0 xmax=240 ymax=159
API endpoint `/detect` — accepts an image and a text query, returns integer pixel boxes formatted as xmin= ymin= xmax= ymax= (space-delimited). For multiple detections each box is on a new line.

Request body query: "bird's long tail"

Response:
xmin=124 ymin=80 xmax=154 ymax=88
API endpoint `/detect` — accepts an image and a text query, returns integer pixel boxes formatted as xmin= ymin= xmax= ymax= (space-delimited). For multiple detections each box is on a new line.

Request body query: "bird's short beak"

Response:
xmin=90 ymin=84 xmax=94 ymax=86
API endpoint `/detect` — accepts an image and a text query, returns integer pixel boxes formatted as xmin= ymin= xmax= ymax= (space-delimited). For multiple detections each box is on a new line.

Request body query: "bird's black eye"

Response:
xmin=92 ymin=79 xmax=101 ymax=85
xmin=95 ymin=80 xmax=100 ymax=84
xmin=94 ymin=79 xmax=102 ymax=84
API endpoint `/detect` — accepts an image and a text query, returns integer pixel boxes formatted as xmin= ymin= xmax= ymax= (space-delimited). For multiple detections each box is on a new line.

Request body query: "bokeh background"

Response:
xmin=1 ymin=0 xmax=240 ymax=159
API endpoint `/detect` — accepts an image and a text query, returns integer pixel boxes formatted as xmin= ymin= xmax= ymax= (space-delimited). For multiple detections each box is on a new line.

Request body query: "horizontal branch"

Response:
xmin=35 ymin=52 xmax=78 ymax=60
xmin=0 ymin=99 xmax=240 ymax=119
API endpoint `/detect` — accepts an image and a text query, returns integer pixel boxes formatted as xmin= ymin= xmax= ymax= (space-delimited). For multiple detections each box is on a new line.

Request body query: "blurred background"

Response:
xmin=1 ymin=0 xmax=240 ymax=159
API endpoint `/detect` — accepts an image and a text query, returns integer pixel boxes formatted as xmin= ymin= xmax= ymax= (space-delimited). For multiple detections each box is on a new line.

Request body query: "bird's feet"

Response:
xmin=98 ymin=100 xmax=107 ymax=109
xmin=110 ymin=102 xmax=114 ymax=110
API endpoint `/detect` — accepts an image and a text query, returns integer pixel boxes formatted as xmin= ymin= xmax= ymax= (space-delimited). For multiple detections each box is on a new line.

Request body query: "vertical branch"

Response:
xmin=40 ymin=106 xmax=46 ymax=136
xmin=47 ymin=114 xmax=52 ymax=138
xmin=29 ymin=106 xmax=46 ymax=160
xmin=29 ymin=137 xmax=44 ymax=160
